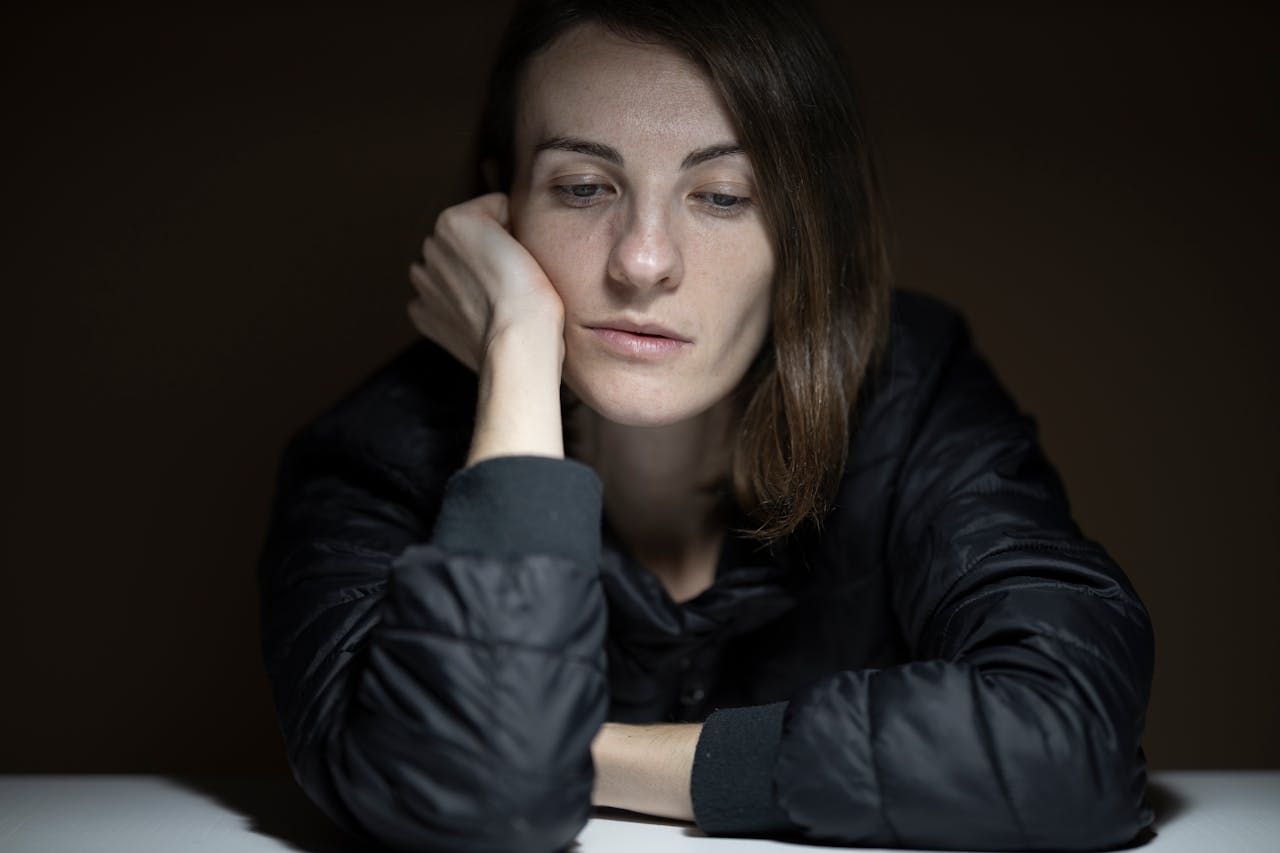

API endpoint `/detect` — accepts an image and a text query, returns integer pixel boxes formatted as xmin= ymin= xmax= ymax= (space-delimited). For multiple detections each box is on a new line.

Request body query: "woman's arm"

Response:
xmin=259 ymin=195 xmax=608 ymax=853
xmin=590 ymin=722 xmax=701 ymax=822
xmin=407 ymin=192 xmax=566 ymax=465
xmin=686 ymin=299 xmax=1154 ymax=850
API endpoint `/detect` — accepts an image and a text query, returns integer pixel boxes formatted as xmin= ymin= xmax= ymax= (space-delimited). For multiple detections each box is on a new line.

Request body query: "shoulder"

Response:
xmin=849 ymin=288 xmax=983 ymax=444
xmin=880 ymin=287 xmax=977 ymax=391
xmin=790 ymin=291 xmax=976 ymax=558
xmin=811 ymin=289 xmax=1031 ymax=554
xmin=889 ymin=286 xmax=968 ymax=335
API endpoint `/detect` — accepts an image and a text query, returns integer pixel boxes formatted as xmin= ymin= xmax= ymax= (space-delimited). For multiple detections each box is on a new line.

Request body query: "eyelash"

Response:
xmin=551 ymin=184 xmax=753 ymax=217
xmin=552 ymin=184 xmax=612 ymax=207
xmin=694 ymin=191 xmax=752 ymax=217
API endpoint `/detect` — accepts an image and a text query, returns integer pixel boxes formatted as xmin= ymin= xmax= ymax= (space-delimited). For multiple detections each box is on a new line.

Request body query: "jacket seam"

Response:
xmin=937 ymin=579 xmax=1142 ymax=651
xmin=922 ymin=538 xmax=1129 ymax=644
xmin=935 ymin=583 xmax=1148 ymax=709
xmin=937 ymin=580 xmax=1077 ymax=647
xmin=274 ymin=579 xmax=385 ymax=657
xmin=866 ymin=673 xmax=902 ymax=847
xmin=971 ymin=671 xmax=1031 ymax=848
xmin=1028 ymin=623 xmax=1148 ymax=706
xmin=376 ymin=625 xmax=607 ymax=672
xmin=964 ymin=538 xmax=1103 ymax=566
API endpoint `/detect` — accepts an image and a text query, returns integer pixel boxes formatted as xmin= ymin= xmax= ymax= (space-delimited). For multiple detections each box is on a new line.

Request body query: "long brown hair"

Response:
xmin=477 ymin=0 xmax=892 ymax=543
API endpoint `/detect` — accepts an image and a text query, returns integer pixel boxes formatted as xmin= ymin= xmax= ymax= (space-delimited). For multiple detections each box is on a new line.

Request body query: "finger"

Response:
xmin=413 ymin=241 xmax=472 ymax=318
xmin=410 ymin=245 xmax=455 ymax=301
xmin=406 ymin=296 xmax=478 ymax=372
xmin=405 ymin=296 xmax=438 ymax=340
xmin=408 ymin=263 xmax=456 ymax=326
xmin=408 ymin=256 xmax=485 ymax=363
xmin=422 ymin=231 xmax=468 ymax=283
xmin=406 ymin=293 xmax=451 ymax=348
xmin=471 ymin=192 xmax=510 ymax=229
xmin=408 ymin=259 xmax=435 ymax=296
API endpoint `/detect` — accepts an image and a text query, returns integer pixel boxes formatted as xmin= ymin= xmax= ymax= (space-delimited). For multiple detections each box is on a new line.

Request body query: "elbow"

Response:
xmin=996 ymin=597 xmax=1156 ymax=849
xmin=982 ymin=658 xmax=1153 ymax=850
xmin=290 ymin=726 xmax=596 ymax=853
xmin=1014 ymin=734 xmax=1153 ymax=850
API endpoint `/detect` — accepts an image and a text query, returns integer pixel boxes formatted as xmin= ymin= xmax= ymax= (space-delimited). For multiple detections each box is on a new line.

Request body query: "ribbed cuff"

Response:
xmin=691 ymin=701 xmax=795 ymax=837
xmin=430 ymin=455 xmax=603 ymax=569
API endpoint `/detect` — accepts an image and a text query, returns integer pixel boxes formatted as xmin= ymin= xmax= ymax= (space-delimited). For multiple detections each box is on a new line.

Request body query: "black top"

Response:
xmin=258 ymin=288 xmax=1155 ymax=852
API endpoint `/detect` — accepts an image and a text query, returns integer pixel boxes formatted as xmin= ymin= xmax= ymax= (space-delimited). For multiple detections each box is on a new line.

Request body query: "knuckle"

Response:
xmin=433 ymin=207 xmax=456 ymax=237
xmin=436 ymin=204 xmax=472 ymax=235
xmin=420 ymin=239 xmax=442 ymax=267
xmin=408 ymin=265 xmax=432 ymax=295
xmin=418 ymin=241 xmax=452 ymax=280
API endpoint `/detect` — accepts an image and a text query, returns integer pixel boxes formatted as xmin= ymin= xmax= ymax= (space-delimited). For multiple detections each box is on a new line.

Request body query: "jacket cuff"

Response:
xmin=430 ymin=455 xmax=603 ymax=569
xmin=691 ymin=701 xmax=795 ymax=837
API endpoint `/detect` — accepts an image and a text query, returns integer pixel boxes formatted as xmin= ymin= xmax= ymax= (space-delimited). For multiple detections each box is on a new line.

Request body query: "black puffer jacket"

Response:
xmin=258 ymin=289 xmax=1155 ymax=852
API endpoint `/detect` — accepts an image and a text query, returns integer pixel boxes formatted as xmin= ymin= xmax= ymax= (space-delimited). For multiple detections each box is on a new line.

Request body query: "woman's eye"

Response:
xmin=553 ymin=183 xmax=612 ymax=206
xmin=694 ymin=191 xmax=751 ymax=216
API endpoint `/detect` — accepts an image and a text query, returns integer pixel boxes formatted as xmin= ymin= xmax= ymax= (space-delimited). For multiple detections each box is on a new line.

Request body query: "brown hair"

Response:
xmin=477 ymin=0 xmax=892 ymax=543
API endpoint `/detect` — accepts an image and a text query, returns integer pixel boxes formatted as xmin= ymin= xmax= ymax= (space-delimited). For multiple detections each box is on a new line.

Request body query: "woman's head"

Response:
xmin=478 ymin=0 xmax=892 ymax=541
xmin=507 ymin=24 xmax=775 ymax=433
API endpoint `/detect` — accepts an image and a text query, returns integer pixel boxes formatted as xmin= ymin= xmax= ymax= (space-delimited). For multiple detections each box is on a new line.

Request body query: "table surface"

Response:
xmin=1 ymin=771 xmax=1276 ymax=852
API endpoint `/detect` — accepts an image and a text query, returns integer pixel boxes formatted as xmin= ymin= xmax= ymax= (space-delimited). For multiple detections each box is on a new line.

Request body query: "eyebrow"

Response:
xmin=535 ymin=136 xmax=623 ymax=165
xmin=533 ymin=135 xmax=746 ymax=170
xmin=680 ymin=143 xmax=745 ymax=170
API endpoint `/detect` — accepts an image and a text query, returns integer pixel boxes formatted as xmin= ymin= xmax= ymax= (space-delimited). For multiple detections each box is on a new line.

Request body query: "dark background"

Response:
xmin=3 ymin=2 xmax=1276 ymax=775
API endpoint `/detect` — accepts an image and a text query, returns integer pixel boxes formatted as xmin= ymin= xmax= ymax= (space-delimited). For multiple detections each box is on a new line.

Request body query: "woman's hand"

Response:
xmin=408 ymin=193 xmax=568 ymax=464
xmin=407 ymin=192 xmax=563 ymax=372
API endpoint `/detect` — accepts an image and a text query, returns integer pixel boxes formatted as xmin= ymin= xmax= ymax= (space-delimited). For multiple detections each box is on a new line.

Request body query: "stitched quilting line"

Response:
xmin=887 ymin=490 xmax=1071 ymax=599
xmin=938 ymin=580 xmax=1125 ymax=649
xmin=374 ymin=624 xmax=608 ymax=673
xmin=934 ymin=581 xmax=1148 ymax=706
xmin=918 ymin=538 xmax=1139 ymax=645
xmin=962 ymin=539 xmax=1106 ymax=571
xmin=274 ymin=577 xmax=387 ymax=655
xmin=936 ymin=572 xmax=1146 ymax=647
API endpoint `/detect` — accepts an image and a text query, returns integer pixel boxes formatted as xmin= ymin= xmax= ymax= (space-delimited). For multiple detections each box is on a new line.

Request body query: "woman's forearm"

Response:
xmin=591 ymin=722 xmax=701 ymax=822
xmin=467 ymin=319 xmax=565 ymax=465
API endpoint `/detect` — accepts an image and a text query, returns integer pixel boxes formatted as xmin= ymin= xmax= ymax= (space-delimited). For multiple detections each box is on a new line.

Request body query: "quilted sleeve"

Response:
xmin=257 ymin=380 xmax=608 ymax=853
xmin=694 ymin=306 xmax=1155 ymax=850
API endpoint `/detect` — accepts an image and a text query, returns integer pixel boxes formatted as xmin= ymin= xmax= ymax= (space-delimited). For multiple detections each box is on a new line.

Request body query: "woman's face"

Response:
xmin=508 ymin=24 xmax=774 ymax=428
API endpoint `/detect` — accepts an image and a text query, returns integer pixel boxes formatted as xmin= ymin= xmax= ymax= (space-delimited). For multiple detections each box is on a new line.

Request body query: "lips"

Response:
xmin=585 ymin=318 xmax=692 ymax=360
xmin=590 ymin=319 xmax=690 ymax=342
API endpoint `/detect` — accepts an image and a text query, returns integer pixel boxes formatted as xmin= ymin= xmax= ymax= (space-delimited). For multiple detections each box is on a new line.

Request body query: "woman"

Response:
xmin=258 ymin=1 xmax=1155 ymax=851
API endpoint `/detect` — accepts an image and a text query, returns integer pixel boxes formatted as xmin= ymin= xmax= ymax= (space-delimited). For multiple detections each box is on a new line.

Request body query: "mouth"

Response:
xmin=584 ymin=319 xmax=692 ymax=360
xmin=589 ymin=319 xmax=690 ymax=341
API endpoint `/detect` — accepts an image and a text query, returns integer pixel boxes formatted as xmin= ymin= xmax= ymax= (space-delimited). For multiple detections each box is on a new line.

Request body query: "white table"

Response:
xmin=1 ymin=772 xmax=1276 ymax=852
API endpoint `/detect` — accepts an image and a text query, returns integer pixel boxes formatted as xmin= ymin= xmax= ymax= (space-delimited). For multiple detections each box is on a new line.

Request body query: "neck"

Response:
xmin=569 ymin=398 xmax=735 ymax=595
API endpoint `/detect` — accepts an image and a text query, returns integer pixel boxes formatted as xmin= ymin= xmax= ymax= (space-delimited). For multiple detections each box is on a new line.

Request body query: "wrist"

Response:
xmin=591 ymin=722 xmax=699 ymax=822
xmin=467 ymin=318 xmax=566 ymax=466
xmin=487 ymin=300 xmax=565 ymax=360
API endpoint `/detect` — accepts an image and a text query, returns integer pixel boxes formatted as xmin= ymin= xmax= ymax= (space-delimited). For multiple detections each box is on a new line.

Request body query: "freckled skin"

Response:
xmin=508 ymin=24 xmax=775 ymax=428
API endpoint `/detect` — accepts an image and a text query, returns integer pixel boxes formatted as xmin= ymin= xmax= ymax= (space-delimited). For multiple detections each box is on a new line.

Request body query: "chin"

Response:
xmin=564 ymin=368 xmax=711 ymax=428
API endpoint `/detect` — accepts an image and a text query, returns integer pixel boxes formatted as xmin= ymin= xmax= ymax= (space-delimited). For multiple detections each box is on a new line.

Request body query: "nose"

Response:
xmin=606 ymin=200 xmax=683 ymax=292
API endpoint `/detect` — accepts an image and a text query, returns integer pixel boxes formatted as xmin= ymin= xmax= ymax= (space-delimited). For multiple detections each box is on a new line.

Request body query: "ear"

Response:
xmin=480 ymin=158 xmax=501 ymax=194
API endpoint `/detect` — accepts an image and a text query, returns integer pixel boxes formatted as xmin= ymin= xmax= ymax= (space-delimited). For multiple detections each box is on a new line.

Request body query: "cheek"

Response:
xmin=514 ymin=211 xmax=610 ymax=301
xmin=730 ymin=276 xmax=774 ymax=372
xmin=693 ymin=229 xmax=775 ymax=343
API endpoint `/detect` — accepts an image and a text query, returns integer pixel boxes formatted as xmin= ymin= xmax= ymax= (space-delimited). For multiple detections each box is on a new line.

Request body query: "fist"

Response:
xmin=407 ymin=193 xmax=563 ymax=371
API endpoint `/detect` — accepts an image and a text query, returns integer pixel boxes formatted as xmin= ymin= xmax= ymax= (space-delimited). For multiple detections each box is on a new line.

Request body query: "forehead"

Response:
xmin=516 ymin=23 xmax=737 ymax=155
